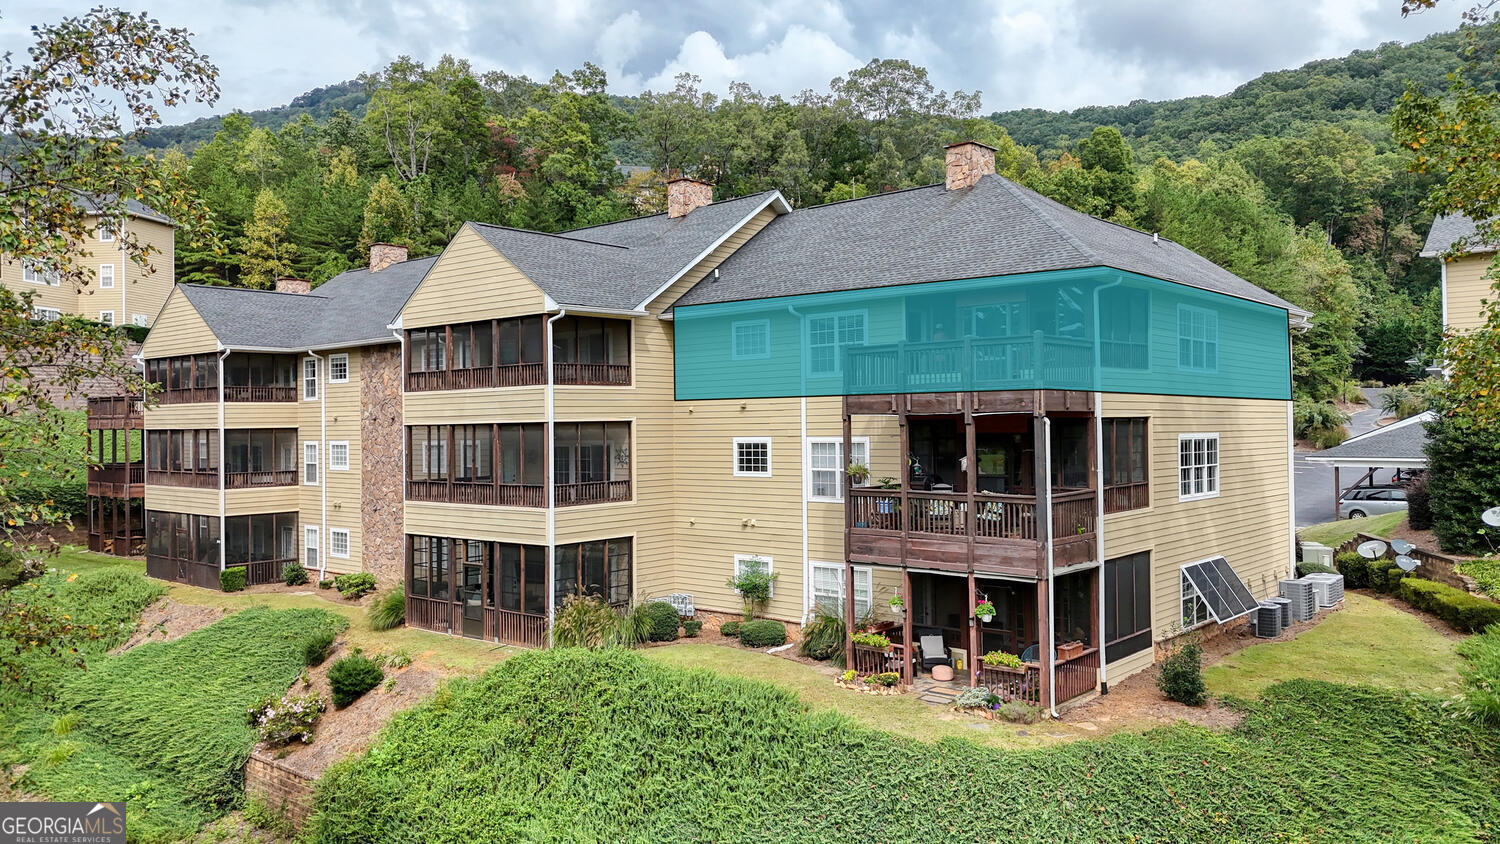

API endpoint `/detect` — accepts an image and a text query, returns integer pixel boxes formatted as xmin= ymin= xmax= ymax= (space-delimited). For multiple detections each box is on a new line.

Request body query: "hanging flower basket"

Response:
xmin=974 ymin=600 xmax=996 ymax=624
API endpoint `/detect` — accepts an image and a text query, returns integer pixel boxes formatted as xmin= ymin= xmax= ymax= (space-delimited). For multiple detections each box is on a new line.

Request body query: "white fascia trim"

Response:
xmin=1303 ymin=456 xmax=1429 ymax=469
xmin=632 ymin=191 xmax=791 ymax=312
xmin=548 ymin=304 xmax=650 ymax=317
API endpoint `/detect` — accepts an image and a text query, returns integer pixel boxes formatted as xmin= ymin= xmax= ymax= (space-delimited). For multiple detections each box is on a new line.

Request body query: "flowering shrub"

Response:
xmin=982 ymin=650 xmax=1023 ymax=669
xmin=851 ymin=631 xmax=891 ymax=648
xmin=247 ymin=692 xmax=326 ymax=746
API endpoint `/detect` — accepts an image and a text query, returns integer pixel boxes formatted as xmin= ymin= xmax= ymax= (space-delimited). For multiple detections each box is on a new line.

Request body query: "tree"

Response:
xmin=239 ymin=189 xmax=297 ymax=287
xmin=360 ymin=175 xmax=414 ymax=251
xmin=635 ymin=73 xmax=713 ymax=176
xmin=0 ymin=8 xmax=217 ymax=560
xmin=830 ymin=59 xmax=980 ymax=122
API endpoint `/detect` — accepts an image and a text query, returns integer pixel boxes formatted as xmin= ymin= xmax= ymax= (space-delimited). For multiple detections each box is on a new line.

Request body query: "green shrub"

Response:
xmin=219 ymin=567 xmax=247 ymax=593
xmin=1157 ymin=640 xmax=1207 ymax=706
xmin=281 ymin=561 xmax=309 ymax=586
xmin=1426 ymin=414 xmax=1500 ymax=555
xmin=1458 ymin=559 xmax=1500 ymax=599
xmin=1406 ymin=475 xmax=1433 ymax=531
xmin=318 ymin=579 xmax=334 ymax=589
xmin=1457 ymin=625 xmax=1500 ymax=725
xmin=797 ymin=604 xmax=846 ymax=664
xmin=246 ymin=692 xmax=326 ymax=746
xmin=1376 ymin=567 xmax=1406 ymax=594
xmin=683 ymin=619 xmax=703 ymax=637
xmin=327 ymin=653 xmax=384 ymax=708
xmin=719 ymin=620 xmax=741 ymax=638
xmin=869 ymin=671 xmax=899 ymax=687
xmin=1396 ymin=578 xmax=1500 ymax=633
xmin=639 ymin=601 xmax=680 ymax=642
xmin=1380 ymin=385 xmax=1426 ymax=420
xmin=302 ymin=629 xmax=337 ymax=667
xmin=737 ymin=619 xmax=787 ymax=648
xmin=1335 ymin=551 xmax=1373 ymax=589
xmin=1294 ymin=399 xmax=1349 ymax=447
xmin=1296 ymin=561 xmax=1337 ymax=577
xmin=553 ymin=595 xmax=649 ymax=649
xmin=725 ymin=556 xmax=777 ymax=620
xmin=996 ymin=700 xmax=1043 ymax=723
xmin=333 ymin=572 xmax=377 ymax=599
xmin=366 ymin=589 xmax=405 ymax=632
xmin=0 ymin=550 xmax=44 ymax=590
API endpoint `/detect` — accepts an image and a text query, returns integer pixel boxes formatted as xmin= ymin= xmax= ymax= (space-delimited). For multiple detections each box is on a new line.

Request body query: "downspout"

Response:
xmin=1090 ymin=273 xmax=1122 ymax=695
xmin=1286 ymin=329 xmax=1297 ymax=580
xmin=1044 ymin=416 xmax=1057 ymax=718
xmin=216 ymin=346 xmax=229 ymax=573
xmin=308 ymin=350 xmax=327 ymax=580
xmin=545 ymin=308 xmax=567 ymax=646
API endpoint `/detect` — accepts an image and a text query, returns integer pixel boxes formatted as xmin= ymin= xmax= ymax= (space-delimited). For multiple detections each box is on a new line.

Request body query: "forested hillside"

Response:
xmin=156 ymin=26 xmax=1489 ymax=423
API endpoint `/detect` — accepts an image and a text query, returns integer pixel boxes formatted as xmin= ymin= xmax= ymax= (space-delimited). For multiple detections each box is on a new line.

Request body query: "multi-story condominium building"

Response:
xmin=105 ymin=143 xmax=1304 ymax=712
xmin=1422 ymin=214 xmax=1497 ymax=332
xmin=3 ymin=198 xmax=176 ymax=327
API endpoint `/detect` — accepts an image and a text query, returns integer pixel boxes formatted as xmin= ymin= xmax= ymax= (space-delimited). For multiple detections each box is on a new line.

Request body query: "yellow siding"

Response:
xmin=645 ymin=207 xmax=778 ymax=316
xmin=142 ymin=287 xmax=218 ymax=358
xmin=404 ymin=501 xmax=548 ymax=542
xmin=120 ymin=218 xmax=175 ymax=327
xmin=0 ymin=215 xmax=171 ymax=318
xmin=1101 ymin=393 xmax=1293 ymax=680
xmin=144 ymin=403 xmax=219 ymax=430
xmin=399 ymin=226 xmax=547 ymax=328
xmin=145 ymin=485 xmax=218 ymax=514
xmin=225 ymin=487 xmax=299 ymax=516
xmin=1445 ymin=254 xmax=1495 ymax=333
xmin=403 ymin=387 xmax=545 ymax=425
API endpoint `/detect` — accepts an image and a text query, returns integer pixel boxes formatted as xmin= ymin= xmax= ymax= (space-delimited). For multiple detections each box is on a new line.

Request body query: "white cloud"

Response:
xmin=642 ymin=25 xmax=862 ymax=96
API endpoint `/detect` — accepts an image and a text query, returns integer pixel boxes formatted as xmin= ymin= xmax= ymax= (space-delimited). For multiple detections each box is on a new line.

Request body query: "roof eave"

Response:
xmin=633 ymin=191 xmax=792 ymax=312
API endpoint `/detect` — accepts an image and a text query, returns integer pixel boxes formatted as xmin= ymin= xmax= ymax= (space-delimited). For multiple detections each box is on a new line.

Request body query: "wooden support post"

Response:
xmin=898 ymin=400 xmax=910 ymax=565
xmin=843 ymin=403 xmax=853 ymax=566
xmin=844 ymin=560 xmax=857 ymax=671
xmin=966 ymin=570 xmax=978 ymax=687
xmin=1333 ymin=466 xmax=1340 ymax=520
xmin=902 ymin=566 xmax=914 ymax=685
xmin=964 ymin=394 xmax=977 ymax=564
xmin=1035 ymin=576 xmax=1052 ymax=708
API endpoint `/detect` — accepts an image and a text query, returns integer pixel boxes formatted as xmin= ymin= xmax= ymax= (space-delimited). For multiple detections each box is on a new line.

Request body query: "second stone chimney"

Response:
xmin=944 ymin=141 xmax=997 ymax=191
xmin=369 ymin=242 xmax=409 ymax=272
xmin=274 ymin=277 xmax=310 ymax=295
xmin=667 ymin=177 xmax=713 ymax=218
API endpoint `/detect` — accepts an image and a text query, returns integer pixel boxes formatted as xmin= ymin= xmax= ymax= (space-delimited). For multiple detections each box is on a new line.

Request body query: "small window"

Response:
xmin=305 ymin=526 xmax=319 ymax=569
xmin=731 ymin=319 xmax=771 ymax=360
xmin=304 ymin=441 xmax=319 ymax=484
xmin=23 ymin=261 xmax=59 ymax=286
xmin=329 ymin=441 xmax=349 ymax=471
xmin=1177 ymin=304 xmax=1218 ymax=373
xmin=810 ymin=562 xmax=872 ymax=617
xmin=806 ymin=311 xmax=866 ymax=376
xmin=98 ymin=225 xmax=114 ymax=243
xmin=330 ymin=528 xmax=350 ymax=558
xmin=98 ymin=311 xmax=115 ymax=327
xmin=1181 ymin=570 xmax=1209 ymax=629
xmin=132 ymin=314 xmax=149 ymax=327
xmin=807 ymin=438 xmax=868 ymax=502
xmin=302 ymin=357 xmax=318 ymax=400
xmin=733 ymin=554 xmax=773 ymax=598
xmin=32 ymin=306 xmax=61 ymax=322
xmin=733 ymin=438 xmax=771 ymax=477
xmin=99 ymin=264 xmax=115 ymax=288
xmin=328 ymin=353 xmax=349 ymax=383
xmin=1177 ymin=433 xmax=1219 ymax=501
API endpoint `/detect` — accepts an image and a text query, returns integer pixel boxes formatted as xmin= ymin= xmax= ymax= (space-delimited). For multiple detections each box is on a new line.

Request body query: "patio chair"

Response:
xmin=1020 ymin=644 xmax=1039 ymax=663
xmin=918 ymin=634 xmax=951 ymax=672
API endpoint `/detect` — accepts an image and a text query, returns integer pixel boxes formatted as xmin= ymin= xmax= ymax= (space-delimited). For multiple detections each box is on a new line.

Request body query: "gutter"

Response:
xmin=545 ymin=308 xmax=567 ymax=646
xmin=1043 ymin=416 xmax=1057 ymax=718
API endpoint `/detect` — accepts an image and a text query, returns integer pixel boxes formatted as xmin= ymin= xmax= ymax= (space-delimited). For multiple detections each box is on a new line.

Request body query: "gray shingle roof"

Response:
xmin=468 ymin=191 xmax=784 ymax=310
xmin=1306 ymin=411 xmax=1433 ymax=464
xmin=1421 ymin=213 xmax=1495 ymax=257
xmin=178 ymin=255 xmax=436 ymax=350
xmin=80 ymin=194 xmax=173 ymax=226
xmin=671 ymin=175 xmax=1307 ymax=316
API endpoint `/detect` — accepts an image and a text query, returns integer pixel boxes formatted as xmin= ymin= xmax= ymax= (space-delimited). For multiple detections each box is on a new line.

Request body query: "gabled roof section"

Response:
xmin=177 ymin=255 xmax=436 ymax=350
xmin=466 ymin=191 xmax=790 ymax=310
xmin=1304 ymin=411 xmax=1434 ymax=467
xmin=1422 ymin=213 xmax=1495 ymax=258
xmin=670 ymin=175 xmax=1307 ymax=317
xmin=79 ymin=194 xmax=173 ymax=226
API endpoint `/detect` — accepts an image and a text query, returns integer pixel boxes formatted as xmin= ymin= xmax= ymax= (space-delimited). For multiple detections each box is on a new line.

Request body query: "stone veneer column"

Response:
xmin=360 ymin=346 xmax=405 ymax=585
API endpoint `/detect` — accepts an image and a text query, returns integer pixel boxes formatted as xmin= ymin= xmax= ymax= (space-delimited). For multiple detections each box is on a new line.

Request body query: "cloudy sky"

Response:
xmin=5 ymin=0 xmax=1468 ymax=123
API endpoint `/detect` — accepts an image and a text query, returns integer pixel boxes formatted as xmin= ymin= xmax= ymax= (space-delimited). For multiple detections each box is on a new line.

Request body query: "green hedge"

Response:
xmin=737 ymin=619 xmax=787 ymax=648
xmin=1396 ymin=579 xmax=1500 ymax=633
xmin=719 ymin=620 xmax=741 ymax=638
xmin=1295 ymin=561 xmax=1337 ymax=577
xmin=641 ymin=602 xmax=680 ymax=642
xmin=219 ymin=567 xmax=247 ymax=592
xmin=328 ymin=653 xmax=384 ymax=708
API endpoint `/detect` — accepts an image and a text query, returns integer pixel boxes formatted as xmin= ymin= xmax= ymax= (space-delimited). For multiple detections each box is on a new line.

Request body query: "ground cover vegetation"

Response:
xmin=306 ymin=647 xmax=1500 ymax=842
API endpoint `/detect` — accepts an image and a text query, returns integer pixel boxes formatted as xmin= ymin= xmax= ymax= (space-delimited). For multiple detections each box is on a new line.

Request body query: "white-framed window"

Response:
xmin=329 ymin=441 xmax=349 ymax=471
xmin=330 ymin=528 xmax=350 ymax=559
xmin=731 ymin=319 xmax=771 ymax=360
xmin=304 ymin=441 xmax=320 ymax=485
xmin=132 ymin=314 xmax=149 ymax=327
xmin=810 ymin=562 xmax=872 ymax=617
xmin=98 ymin=263 xmax=115 ymax=288
xmin=305 ymin=525 xmax=319 ymax=569
xmin=733 ymin=553 xmax=773 ymax=597
xmin=328 ymin=353 xmax=349 ymax=383
xmin=97 ymin=225 xmax=114 ymax=243
xmin=302 ymin=357 xmax=318 ymax=400
xmin=32 ymin=306 xmax=62 ymax=322
xmin=23 ymin=261 xmax=60 ymax=286
xmin=733 ymin=437 xmax=771 ymax=477
xmin=1178 ymin=433 xmax=1219 ymax=501
xmin=807 ymin=437 xmax=869 ymax=502
xmin=806 ymin=310 xmax=866 ymax=376
xmin=1181 ymin=569 xmax=1210 ymax=629
xmin=1177 ymin=304 xmax=1218 ymax=372
xmin=98 ymin=311 xmax=115 ymax=327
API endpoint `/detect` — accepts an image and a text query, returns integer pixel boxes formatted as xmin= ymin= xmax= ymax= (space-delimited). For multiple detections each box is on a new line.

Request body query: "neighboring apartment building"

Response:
xmin=1422 ymin=213 xmax=1497 ymax=333
xmin=3 ymin=198 xmax=176 ymax=327
xmin=99 ymin=142 xmax=1304 ymax=712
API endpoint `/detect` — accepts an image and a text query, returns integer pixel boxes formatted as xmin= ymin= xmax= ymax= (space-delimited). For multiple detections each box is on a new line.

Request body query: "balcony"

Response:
xmin=844 ymin=334 xmax=1095 ymax=393
xmin=223 ymin=385 xmax=297 ymax=402
xmin=87 ymin=463 xmax=144 ymax=498
xmin=406 ymin=480 xmax=545 ymax=507
xmin=554 ymin=362 xmax=630 ymax=385
xmin=87 ymin=396 xmax=143 ymax=429
xmin=555 ymin=480 xmax=632 ymax=506
xmin=406 ymin=364 xmax=545 ymax=392
xmin=147 ymin=470 xmax=219 ymax=489
xmin=225 ymin=470 xmax=298 ymax=489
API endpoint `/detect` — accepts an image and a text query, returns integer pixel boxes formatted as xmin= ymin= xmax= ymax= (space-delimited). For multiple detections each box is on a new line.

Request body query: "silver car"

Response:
xmin=1338 ymin=486 xmax=1408 ymax=520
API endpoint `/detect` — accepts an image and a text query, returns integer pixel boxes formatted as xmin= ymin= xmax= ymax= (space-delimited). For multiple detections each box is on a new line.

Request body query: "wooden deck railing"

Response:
xmin=155 ymin=387 xmax=219 ymax=405
xmin=407 ymin=595 xmax=548 ymax=648
xmin=850 ymin=487 xmax=1094 ymax=542
xmin=405 ymin=363 xmax=545 ymax=392
xmin=554 ymin=362 xmax=630 ymax=385
xmin=147 ymin=470 xmax=219 ymax=489
xmin=844 ymin=333 xmax=1096 ymax=392
xmin=1102 ymin=482 xmax=1149 ymax=513
xmin=223 ymin=385 xmax=297 ymax=402
xmin=493 ymin=608 xmax=547 ymax=647
xmin=1054 ymin=648 xmax=1099 ymax=703
xmin=86 ymin=396 xmax=143 ymax=428
xmin=89 ymin=463 xmax=144 ymax=487
xmin=852 ymin=643 xmax=910 ymax=682
xmin=405 ymin=480 xmax=545 ymax=507
xmin=980 ymin=662 xmax=1041 ymax=704
xmin=555 ymin=480 xmax=632 ymax=506
xmin=225 ymin=470 xmax=298 ymax=489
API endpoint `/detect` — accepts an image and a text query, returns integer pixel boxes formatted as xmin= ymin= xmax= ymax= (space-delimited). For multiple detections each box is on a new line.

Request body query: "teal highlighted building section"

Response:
xmin=673 ymin=267 xmax=1292 ymax=401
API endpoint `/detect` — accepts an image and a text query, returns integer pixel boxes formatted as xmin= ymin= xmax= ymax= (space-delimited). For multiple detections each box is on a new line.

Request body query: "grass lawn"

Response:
xmin=645 ymin=643 xmax=1080 ymax=749
xmin=1297 ymin=510 xmax=1404 ymax=548
xmin=1204 ymin=592 xmax=1466 ymax=699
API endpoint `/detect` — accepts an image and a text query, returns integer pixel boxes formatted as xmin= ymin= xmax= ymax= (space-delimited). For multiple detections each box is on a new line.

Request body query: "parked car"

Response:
xmin=1338 ymin=486 xmax=1408 ymax=520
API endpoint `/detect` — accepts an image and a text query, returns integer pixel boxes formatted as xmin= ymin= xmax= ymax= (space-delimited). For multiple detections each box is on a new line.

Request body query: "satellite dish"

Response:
xmin=1396 ymin=555 xmax=1419 ymax=572
xmin=1483 ymin=506 xmax=1500 ymax=527
xmin=1390 ymin=539 xmax=1415 ymax=555
xmin=1357 ymin=540 xmax=1388 ymax=559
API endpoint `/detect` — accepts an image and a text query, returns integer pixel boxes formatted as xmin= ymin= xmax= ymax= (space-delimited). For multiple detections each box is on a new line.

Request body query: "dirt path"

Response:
xmin=113 ymin=597 xmax=225 ymax=652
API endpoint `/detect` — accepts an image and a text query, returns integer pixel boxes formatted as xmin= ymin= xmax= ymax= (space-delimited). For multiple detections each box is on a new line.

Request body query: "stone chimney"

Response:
xmin=944 ymin=141 xmax=997 ymax=191
xmin=369 ymin=242 xmax=409 ymax=272
xmin=667 ymin=177 xmax=713 ymax=218
xmin=274 ymin=277 xmax=310 ymax=295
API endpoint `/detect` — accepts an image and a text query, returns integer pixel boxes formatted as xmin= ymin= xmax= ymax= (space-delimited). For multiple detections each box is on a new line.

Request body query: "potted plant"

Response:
xmin=875 ymin=478 xmax=899 ymax=514
xmin=982 ymin=650 xmax=1023 ymax=669
xmin=1057 ymin=640 xmax=1085 ymax=660
xmin=878 ymin=477 xmax=901 ymax=490
xmin=847 ymin=461 xmax=870 ymax=487
xmin=888 ymin=593 xmax=905 ymax=614
xmin=851 ymin=631 xmax=892 ymax=650
xmin=973 ymin=600 xmax=996 ymax=623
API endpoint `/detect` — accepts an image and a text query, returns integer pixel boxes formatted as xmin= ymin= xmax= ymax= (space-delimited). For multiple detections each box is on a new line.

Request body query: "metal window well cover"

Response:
xmin=1182 ymin=556 xmax=1260 ymax=623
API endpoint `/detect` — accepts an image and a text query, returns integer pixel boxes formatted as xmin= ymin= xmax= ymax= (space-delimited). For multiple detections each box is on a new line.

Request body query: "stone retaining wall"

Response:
xmin=245 ymin=749 xmax=317 ymax=828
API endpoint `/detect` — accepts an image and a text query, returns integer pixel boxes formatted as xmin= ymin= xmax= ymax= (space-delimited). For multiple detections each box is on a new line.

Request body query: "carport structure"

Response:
xmin=1304 ymin=411 xmax=1432 ymax=516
